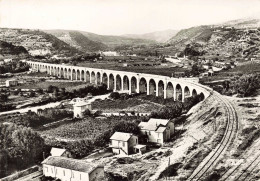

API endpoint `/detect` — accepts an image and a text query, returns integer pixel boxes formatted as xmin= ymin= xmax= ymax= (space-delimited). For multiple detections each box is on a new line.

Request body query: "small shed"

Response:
xmin=134 ymin=144 xmax=147 ymax=154
xmin=73 ymin=102 xmax=92 ymax=118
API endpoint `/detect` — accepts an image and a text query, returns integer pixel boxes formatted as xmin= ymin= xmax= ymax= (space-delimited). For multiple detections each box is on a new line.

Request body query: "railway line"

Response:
xmin=220 ymin=138 xmax=260 ymax=181
xmin=187 ymin=92 xmax=238 ymax=181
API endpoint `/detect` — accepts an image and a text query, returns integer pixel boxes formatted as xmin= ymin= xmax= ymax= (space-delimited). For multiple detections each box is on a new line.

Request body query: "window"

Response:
xmin=63 ymin=170 xmax=65 ymax=176
xmin=149 ymin=131 xmax=151 ymax=135
xmin=72 ymin=172 xmax=74 ymax=178
xmin=122 ymin=142 xmax=125 ymax=147
xmin=80 ymin=174 xmax=81 ymax=180
xmin=51 ymin=168 xmax=53 ymax=173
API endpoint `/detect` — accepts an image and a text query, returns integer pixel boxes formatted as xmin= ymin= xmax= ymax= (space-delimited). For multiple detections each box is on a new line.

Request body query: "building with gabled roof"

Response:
xmin=138 ymin=118 xmax=175 ymax=145
xmin=42 ymin=156 xmax=104 ymax=181
xmin=109 ymin=132 xmax=138 ymax=155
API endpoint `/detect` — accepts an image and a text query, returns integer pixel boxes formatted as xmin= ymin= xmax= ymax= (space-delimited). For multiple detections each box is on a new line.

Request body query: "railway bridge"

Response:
xmin=27 ymin=61 xmax=210 ymax=102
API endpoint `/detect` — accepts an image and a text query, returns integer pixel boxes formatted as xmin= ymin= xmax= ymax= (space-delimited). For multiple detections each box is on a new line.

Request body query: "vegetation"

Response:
xmin=230 ymin=74 xmax=260 ymax=97
xmin=43 ymin=118 xmax=141 ymax=158
xmin=0 ymin=61 xmax=30 ymax=74
xmin=41 ymin=117 xmax=140 ymax=141
xmin=0 ymin=108 xmax=72 ymax=128
xmin=0 ymin=123 xmax=45 ymax=178
xmin=151 ymin=93 xmax=204 ymax=119
xmin=0 ymin=40 xmax=28 ymax=56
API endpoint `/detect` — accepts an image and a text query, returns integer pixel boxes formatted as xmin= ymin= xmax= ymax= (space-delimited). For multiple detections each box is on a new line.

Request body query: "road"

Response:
xmin=0 ymin=91 xmax=116 ymax=116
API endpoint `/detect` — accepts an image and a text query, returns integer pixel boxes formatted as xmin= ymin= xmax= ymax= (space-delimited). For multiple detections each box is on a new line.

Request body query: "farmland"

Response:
xmin=39 ymin=117 xmax=139 ymax=141
xmin=14 ymin=81 xmax=88 ymax=91
xmin=77 ymin=61 xmax=187 ymax=77
xmin=92 ymin=97 xmax=163 ymax=112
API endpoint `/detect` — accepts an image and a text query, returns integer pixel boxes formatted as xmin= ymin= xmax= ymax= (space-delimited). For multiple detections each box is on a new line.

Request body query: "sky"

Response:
xmin=1 ymin=0 xmax=260 ymax=35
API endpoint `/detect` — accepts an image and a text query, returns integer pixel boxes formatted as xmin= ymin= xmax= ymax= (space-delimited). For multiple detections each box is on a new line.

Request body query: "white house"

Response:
xmin=109 ymin=132 xmax=138 ymax=155
xmin=42 ymin=156 xmax=104 ymax=181
xmin=100 ymin=51 xmax=119 ymax=56
xmin=6 ymin=79 xmax=18 ymax=87
xmin=50 ymin=148 xmax=72 ymax=158
xmin=138 ymin=118 xmax=175 ymax=145
xmin=73 ymin=102 xmax=92 ymax=118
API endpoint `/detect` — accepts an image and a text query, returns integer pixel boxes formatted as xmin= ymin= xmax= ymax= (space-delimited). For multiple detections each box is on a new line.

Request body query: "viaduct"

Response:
xmin=27 ymin=61 xmax=210 ymax=102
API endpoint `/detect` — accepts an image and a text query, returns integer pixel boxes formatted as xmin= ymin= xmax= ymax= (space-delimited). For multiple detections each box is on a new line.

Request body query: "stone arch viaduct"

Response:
xmin=27 ymin=61 xmax=210 ymax=102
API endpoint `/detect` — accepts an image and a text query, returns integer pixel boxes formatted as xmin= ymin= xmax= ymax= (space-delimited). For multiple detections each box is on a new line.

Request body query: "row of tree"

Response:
xmin=150 ymin=93 xmax=205 ymax=119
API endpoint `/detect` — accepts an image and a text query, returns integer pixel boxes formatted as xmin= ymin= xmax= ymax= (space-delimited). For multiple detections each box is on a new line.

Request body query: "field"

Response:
xmin=200 ymin=62 xmax=260 ymax=84
xmin=92 ymin=97 xmax=163 ymax=112
xmin=14 ymin=81 xmax=88 ymax=91
xmin=77 ymin=61 xmax=187 ymax=76
xmin=39 ymin=117 xmax=136 ymax=140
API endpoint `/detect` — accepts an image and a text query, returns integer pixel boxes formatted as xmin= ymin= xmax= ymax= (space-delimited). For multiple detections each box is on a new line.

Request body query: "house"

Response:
xmin=42 ymin=156 xmax=104 ymax=181
xmin=4 ymin=59 xmax=12 ymax=63
xmin=138 ymin=118 xmax=175 ymax=145
xmin=6 ymin=79 xmax=18 ymax=87
xmin=100 ymin=51 xmax=119 ymax=56
xmin=50 ymin=147 xmax=72 ymax=158
xmin=73 ymin=102 xmax=92 ymax=118
xmin=109 ymin=132 xmax=138 ymax=155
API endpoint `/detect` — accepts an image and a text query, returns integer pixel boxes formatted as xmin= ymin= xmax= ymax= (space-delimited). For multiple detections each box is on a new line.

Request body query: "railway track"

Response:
xmin=220 ymin=139 xmax=260 ymax=181
xmin=187 ymin=92 xmax=238 ymax=181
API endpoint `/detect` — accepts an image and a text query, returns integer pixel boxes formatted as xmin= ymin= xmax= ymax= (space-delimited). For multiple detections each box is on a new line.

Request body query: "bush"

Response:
xmin=109 ymin=92 xmax=120 ymax=99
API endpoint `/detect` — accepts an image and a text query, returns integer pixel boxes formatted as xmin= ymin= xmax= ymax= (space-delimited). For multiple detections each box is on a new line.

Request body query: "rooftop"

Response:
xmin=110 ymin=132 xmax=133 ymax=142
xmin=138 ymin=118 xmax=170 ymax=131
xmin=50 ymin=147 xmax=67 ymax=157
xmin=42 ymin=156 xmax=100 ymax=173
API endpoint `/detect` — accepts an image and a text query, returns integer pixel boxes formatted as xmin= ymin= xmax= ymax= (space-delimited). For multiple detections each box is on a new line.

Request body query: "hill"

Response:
xmin=0 ymin=28 xmax=79 ymax=56
xmin=0 ymin=40 xmax=29 ymax=59
xmin=167 ymin=18 xmax=260 ymax=59
xmin=45 ymin=29 xmax=156 ymax=51
xmin=44 ymin=30 xmax=108 ymax=52
xmin=220 ymin=18 xmax=260 ymax=29
xmin=123 ymin=29 xmax=179 ymax=43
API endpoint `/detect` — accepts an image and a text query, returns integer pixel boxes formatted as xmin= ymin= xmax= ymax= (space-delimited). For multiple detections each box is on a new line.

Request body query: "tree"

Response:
xmin=113 ymin=121 xmax=140 ymax=135
xmin=68 ymin=140 xmax=94 ymax=158
xmin=0 ymin=149 xmax=8 ymax=177
xmin=109 ymin=92 xmax=120 ymax=99
xmin=231 ymin=74 xmax=259 ymax=97
xmin=151 ymin=102 xmax=183 ymax=119
xmin=29 ymin=90 xmax=35 ymax=97
xmin=0 ymin=94 xmax=8 ymax=102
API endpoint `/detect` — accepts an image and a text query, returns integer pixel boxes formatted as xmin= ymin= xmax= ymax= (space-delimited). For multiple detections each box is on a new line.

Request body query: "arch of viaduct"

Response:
xmin=27 ymin=61 xmax=210 ymax=102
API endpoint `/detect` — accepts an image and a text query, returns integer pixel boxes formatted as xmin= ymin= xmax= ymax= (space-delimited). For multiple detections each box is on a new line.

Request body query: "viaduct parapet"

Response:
xmin=27 ymin=61 xmax=211 ymax=102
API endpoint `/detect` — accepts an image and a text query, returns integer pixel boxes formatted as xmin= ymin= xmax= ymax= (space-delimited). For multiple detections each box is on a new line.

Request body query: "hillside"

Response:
xmin=220 ymin=18 xmax=260 ymax=29
xmin=44 ymin=30 xmax=107 ymax=52
xmin=0 ymin=40 xmax=29 ymax=59
xmin=0 ymin=28 xmax=79 ymax=56
xmin=45 ymin=29 xmax=156 ymax=50
xmin=123 ymin=29 xmax=179 ymax=43
xmin=167 ymin=26 xmax=213 ymax=47
xmin=167 ymin=19 xmax=260 ymax=59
